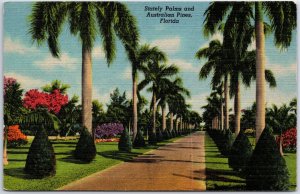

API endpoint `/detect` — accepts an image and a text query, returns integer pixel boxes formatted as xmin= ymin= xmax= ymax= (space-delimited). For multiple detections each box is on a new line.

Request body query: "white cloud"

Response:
xmin=150 ymin=36 xmax=181 ymax=54
xmin=4 ymin=72 xmax=46 ymax=91
xmin=4 ymin=37 xmax=37 ymax=54
xmin=247 ymin=39 xmax=256 ymax=51
xmin=267 ymin=63 xmax=297 ymax=77
xmin=92 ymin=46 xmax=105 ymax=60
xmin=169 ymin=59 xmax=199 ymax=72
xmin=33 ymin=53 xmax=79 ymax=70
xmin=122 ymin=67 xmax=132 ymax=80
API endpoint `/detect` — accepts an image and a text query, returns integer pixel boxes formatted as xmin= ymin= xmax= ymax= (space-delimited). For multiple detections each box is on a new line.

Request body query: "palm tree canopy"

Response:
xmin=203 ymin=2 xmax=296 ymax=49
xmin=42 ymin=80 xmax=70 ymax=94
xmin=29 ymin=2 xmax=139 ymax=64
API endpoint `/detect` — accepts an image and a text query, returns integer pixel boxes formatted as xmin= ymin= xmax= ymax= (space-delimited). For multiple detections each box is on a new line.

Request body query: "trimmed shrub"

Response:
xmin=163 ymin=129 xmax=170 ymax=140
xmin=7 ymin=125 xmax=28 ymax=148
xmin=74 ymin=127 xmax=96 ymax=162
xmin=118 ymin=128 xmax=132 ymax=152
xmin=156 ymin=130 xmax=164 ymax=142
xmin=148 ymin=131 xmax=157 ymax=145
xmin=220 ymin=129 xmax=234 ymax=156
xmin=133 ymin=130 xmax=146 ymax=148
xmin=228 ymin=130 xmax=253 ymax=172
xmin=24 ymin=127 xmax=56 ymax=178
xmin=246 ymin=127 xmax=290 ymax=191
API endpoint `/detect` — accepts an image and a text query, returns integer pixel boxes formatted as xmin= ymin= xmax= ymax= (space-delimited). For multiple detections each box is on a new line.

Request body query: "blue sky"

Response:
xmin=3 ymin=2 xmax=297 ymax=113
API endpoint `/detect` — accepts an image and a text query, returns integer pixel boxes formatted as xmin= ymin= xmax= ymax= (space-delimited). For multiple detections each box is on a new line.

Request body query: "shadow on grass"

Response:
xmin=197 ymin=168 xmax=245 ymax=184
xmin=98 ymin=151 xmax=142 ymax=162
xmin=50 ymin=141 xmax=77 ymax=145
xmin=4 ymin=167 xmax=31 ymax=179
xmin=59 ymin=155 xmax=92 ymax=164
xmin=7 ymin=151 xmax=28 ymax=154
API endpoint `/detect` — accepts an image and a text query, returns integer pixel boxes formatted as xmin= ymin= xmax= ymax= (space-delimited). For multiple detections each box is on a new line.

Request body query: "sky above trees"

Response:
xmin=3 ymin=2 xmax=297 ymax=113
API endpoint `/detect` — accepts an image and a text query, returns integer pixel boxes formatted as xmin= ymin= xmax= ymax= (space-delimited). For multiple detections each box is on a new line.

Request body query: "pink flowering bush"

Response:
xmin=23 ymin=89 xmax=68 ymax=114
xmin=3 ymin=76 xmax=17 ymax=96
xmin=94 ymin=123 xmax=124 ymax=139
xmin=276 ymin=128 xmax=297 ymax=152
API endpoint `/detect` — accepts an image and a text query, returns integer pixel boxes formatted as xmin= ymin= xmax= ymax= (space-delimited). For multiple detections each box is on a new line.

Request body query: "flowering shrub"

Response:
xmin=23 ymin=89 xmax=68 ymax=114
xmin=95 ymin=138 xmax=119 ymax=143
xmin=276 ymin=128 xmax=296 ymax=152
xmin=4 ymin=76 xmax=17 ymax=96
xmin=94 ymin=123 xmax=124 ymax=139
xmin=7 ymin=125 xmax=28 ymax=147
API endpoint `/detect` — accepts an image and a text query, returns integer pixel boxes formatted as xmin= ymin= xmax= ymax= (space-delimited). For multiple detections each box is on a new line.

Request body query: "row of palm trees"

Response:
xmin=29 ymin=2 xmax=197 ymax=143
xmin=199 ymin=2 xmax=296 ymax=141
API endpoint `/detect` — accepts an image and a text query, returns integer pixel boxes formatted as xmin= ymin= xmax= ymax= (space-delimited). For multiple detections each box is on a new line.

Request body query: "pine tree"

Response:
xmin=133 ymin=130 xmax=146 ymax=148
xmin=24 ymin=127 xmax=56 ymax=178
xmin=228 ymin=130 xmax=253 ymax=172
xmin=74 ymin=127 xmax=96 ymax=163
xmin=118 ymin=129 xmax=132 ymax=152
xmin=246 ymin=127 xmax=290 ymax=191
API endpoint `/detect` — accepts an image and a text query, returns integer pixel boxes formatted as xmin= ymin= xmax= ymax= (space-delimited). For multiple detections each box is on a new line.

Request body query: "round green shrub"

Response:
xmin=133 ymin=130 xmax=146 ymax=148
xmin=24 ymin=127 xmax=56 ymax=178
xmin=148 ymin=131 xmax=157 ymax=145
xmin=246 ymin=127 xmax=290 ymax=191
xmin=228 ymin=130 xmax=253 ymax=172
xmin=118 ymin=128 xmax=132 ymax=152
xmin=74 ymin=127 xmax=96 ymax=163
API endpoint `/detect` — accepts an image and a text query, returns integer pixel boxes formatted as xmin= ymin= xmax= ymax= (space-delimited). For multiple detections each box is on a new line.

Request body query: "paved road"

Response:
xmin=59 ymin=131 xmax=206 ymax=191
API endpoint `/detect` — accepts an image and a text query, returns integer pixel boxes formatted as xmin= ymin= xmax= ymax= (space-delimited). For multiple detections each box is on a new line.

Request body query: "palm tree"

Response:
xmin=125 ymin=44 xmax=167 ymax=141
xmin=266 ymin=104 xmax=296 ymax=155
xmin=29 ymin=2 xmax=139 ymax=136
xmin=196 ymin=39 xmax=229 ymax=130
xmin=139 ymin=61 xmax=178 ymax=139
xmin=158 ymin=77 xmax=190 ymax=132
xmin=203 ymin=1 xmax=296 ymax=141
xmin=228 ymin=49 xmax=276 ymax=135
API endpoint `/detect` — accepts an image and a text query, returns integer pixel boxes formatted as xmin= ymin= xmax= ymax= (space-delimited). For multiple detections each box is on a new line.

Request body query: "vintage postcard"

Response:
xmin=3 ymin=1 xmax=297 ymax=191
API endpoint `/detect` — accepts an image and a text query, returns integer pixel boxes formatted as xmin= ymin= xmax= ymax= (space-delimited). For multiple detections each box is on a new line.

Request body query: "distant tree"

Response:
xmin=42 ymin=80 xmax=70 ymax=94
xmin=3 ymin=77 xmax=25 ymax=165
xmin=106 ymin=88 xmax=130 ymax=128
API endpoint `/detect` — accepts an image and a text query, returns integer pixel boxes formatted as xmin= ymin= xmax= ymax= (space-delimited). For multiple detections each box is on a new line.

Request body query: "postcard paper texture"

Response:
xmin=3 ymin=1 xmax=297 ymax=191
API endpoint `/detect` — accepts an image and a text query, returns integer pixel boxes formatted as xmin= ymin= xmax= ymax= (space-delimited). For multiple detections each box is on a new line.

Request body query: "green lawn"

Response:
xmin=4 ymin=137 xmax=180 ymax=191
xmin=205 ymin=134 xmax=296 ymax=191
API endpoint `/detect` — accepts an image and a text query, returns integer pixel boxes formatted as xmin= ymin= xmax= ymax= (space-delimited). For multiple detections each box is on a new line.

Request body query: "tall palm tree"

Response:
xmin=139 ymin=61 xmax=178 ymax=139
xmin=29 ymin=2 xmax=139 ymax=136
xmin=125 ymin=44 xmax=166 ymax=141
xmin=228 ymin=50 xmax=276 ymax=135
xmin=203 ymin=1 xmax=296 ymax=141
xmin=196 ymin=39 xmax=229 ymax=130
xmin=158 ymin=77 xmax=190 ymax=132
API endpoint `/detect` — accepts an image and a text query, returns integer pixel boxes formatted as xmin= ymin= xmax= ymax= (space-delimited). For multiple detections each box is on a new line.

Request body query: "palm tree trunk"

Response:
xmin=170 ymin=112 xmax=174 ymax=131
xmin=175 ymin=117 xmax=179 ymax=133
xmin=162 ymin=105 xmax=166 ymax=131
xmin=152 ymin=91 xmax=156 ymax=134
xmin=255 ymin=2 xmax=266 ymax=143
xmin=132 ymin=70 xmax=138 ymax=141
xmin=234 ymin=80 xmax=241 ymax=135
xmin=220 ymin=85 xmax=224 ymax=130
xmin=224 ymin=75 xmax=229 ymax=129
xmin=3 ymin=126 xmax=8 ymax=165
xmin=82 ymin=44 xmax=93 ymax=137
